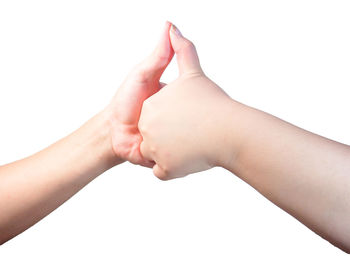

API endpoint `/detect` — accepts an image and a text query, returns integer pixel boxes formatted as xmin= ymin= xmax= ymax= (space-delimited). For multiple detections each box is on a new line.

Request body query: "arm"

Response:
xmin=0 ymin=21 xmax=174 ymax=244
xmin=139 ymin=24 xmax=350 ymax=252
xmin=222 ymin=101 xmax=350 ymax=252
xmin=0 ymin=111 xmax=119 ymax=244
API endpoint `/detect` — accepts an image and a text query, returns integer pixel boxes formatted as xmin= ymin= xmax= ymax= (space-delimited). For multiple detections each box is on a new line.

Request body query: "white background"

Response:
xmin=0 ymin=0 xmax=349 ymax=262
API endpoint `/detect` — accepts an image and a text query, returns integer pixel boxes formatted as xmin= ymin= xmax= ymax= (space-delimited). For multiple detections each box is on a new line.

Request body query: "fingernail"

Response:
xmin=171 ymin=24 xmax=183 ymax=37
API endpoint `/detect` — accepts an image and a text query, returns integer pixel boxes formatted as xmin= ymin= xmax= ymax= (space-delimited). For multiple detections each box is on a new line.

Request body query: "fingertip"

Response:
xmin=168 ymin=23 xmax=202 ymax=75
xmin=164 ymin=20 xmax=173 ymax=32
xmin=139 ymin=21 xmax=174 ymax=77
xmin=170 ymin=23 xmax=183 ymax=38
xmin=157 ymin=21 xmax=174 ymax=58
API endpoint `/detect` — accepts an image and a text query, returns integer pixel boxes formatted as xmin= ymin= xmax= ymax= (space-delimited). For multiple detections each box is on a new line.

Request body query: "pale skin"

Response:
xmin=139 ymin=24 xmax=350 ymax=252
xmin=0 ymin=22 xmax=174 ymax=245
xmin=0 ymin=22 xmax=349 ymax=253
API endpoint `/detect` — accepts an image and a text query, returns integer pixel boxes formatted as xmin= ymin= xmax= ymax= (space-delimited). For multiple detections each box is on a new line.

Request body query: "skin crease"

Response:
xmin=0 ymin=22 xmax=174 ymax=245
xmin=139 ymin=24 xmax=350 ymax=252
xmin=106 ymin=22 xmax=174 ymax=166
xmin=0 ymin=21 xmax=349 ymax=254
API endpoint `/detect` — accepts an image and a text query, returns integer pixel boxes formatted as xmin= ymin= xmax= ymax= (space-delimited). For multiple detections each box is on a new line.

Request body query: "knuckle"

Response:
xmin=138 ymin=118 xmax=147 ymax=134
xmin=132 ymin=64 xmax=149 ymax=83
xmin=161 ymin=164 xmax=173 ymax=178
xmin=158 ymin=176 xmax=170 ymax=181
xmin=157 ymin=171 xmax=170 ymax=181
xmin=162 ymin=165 xmax=170 ymax=175
xmin=137 ymin=70 xmax=150 ymax=83
xmin=154 ymin=49 xmax=170 ymax=63
xmin=150 ymin=146 xmax=157 ymax=155
xmin=153 ymin=163 xmax=171 ymax=181
xmin=182 ymin=39 xmax=195 ymax=51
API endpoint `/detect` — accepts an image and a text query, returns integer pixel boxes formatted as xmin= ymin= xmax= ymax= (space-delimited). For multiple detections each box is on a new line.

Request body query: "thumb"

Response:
xmin=138 ymin=21 xmax=174 ymax=80
xmin=169 ymin=24 xmax=202 ymax=75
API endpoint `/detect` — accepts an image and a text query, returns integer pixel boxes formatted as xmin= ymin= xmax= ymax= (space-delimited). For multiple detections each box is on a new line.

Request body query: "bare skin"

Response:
xmin=139 ymin=24 xmax=350 ymax=252
xmin=0 ymin=22 xmax=174 ymax=245
xmin=1 ymin=22 xmax=349 ymax=253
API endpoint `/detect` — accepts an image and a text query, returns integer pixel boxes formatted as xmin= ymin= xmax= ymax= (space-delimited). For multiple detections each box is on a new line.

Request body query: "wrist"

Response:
xmin=208 ymin=99 xmax=248 ymax=171
xmin=76 ymin=109 xmax=124 ymax=171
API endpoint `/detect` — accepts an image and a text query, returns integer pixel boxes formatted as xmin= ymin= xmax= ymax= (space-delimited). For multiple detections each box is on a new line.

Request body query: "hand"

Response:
xmin=138 ymin=25 xmax=236 ymax=179
xmin=104 ymin=22 xmax=174 ymax=167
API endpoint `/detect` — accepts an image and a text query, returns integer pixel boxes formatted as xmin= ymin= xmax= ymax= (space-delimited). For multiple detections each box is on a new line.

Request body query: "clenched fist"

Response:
xmin=138 ymin=25 xmax=237 ymax=180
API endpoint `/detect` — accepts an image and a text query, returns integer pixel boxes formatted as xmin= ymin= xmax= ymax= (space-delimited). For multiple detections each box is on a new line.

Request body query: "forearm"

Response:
xmin=0 ymin=110 xmax=121 ymax=244
xmin=222 ymin=100 xmax=350 ymax=252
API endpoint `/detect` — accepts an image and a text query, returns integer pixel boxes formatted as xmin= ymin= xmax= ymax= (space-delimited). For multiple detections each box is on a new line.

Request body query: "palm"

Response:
xmin=108 ymin=74 xmax=162 ymax=166
xmin=106 ymin=22 xmax=173 ymax=166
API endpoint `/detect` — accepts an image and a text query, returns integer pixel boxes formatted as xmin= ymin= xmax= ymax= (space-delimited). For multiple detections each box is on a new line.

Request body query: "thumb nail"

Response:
xmin=171 ymin=24 xmax=183 ymax=37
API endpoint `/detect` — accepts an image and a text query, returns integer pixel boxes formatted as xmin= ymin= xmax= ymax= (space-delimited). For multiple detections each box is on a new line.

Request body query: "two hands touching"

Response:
xmin=0 ymin=22 xmax=232 ymax=245
xmin=106 ymin=22 xmax=233 ymax=179
xmin=1 ymin=22 xmax=350 ymax=253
